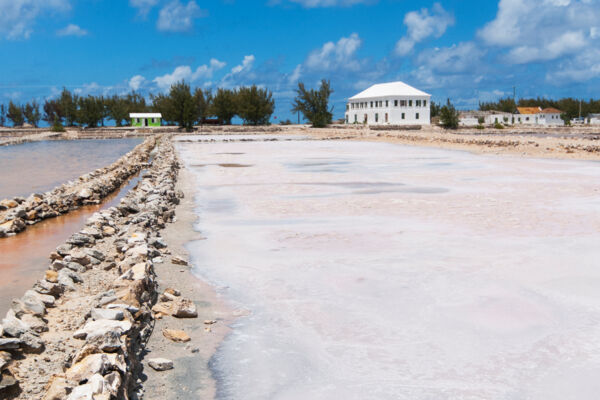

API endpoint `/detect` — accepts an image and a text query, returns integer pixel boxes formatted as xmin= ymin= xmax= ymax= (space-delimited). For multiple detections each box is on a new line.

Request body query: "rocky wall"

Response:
xmin=0 ymin=135 xmax=191 ymax=399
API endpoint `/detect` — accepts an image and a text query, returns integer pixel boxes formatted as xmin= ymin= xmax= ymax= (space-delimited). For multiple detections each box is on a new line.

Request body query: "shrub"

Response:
xmin=291 ymin=79 xmax=333 ymax=128
xmin=494 ymin=122 xmax=504 ymax=129
xmin=280 ymin=119 xmax=292 ymax=125
xmin=439 ymin=99 xmax=459 ymax=129
xmin=51 ymin=119 xmax=65 ymax=132
xmin=476 ymin=124 xmax=485 ymax=130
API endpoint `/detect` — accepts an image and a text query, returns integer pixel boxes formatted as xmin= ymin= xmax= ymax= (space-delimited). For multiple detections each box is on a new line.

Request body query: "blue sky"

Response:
xmin=1 ymin=0 xmax=599 ymax=122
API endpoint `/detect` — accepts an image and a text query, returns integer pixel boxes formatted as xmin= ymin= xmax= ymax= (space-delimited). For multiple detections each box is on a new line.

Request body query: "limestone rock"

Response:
xmin=69 ymin=249 xmax=91 ymax=266
xmin=0 ymin=338 xmax=21 ymax=350
xmin=43 ymin=375 xmax=71 ymax=400
xmin=19 ymin=314 xmax=48 ymax=333
xmin=20 ymin=332 xmax=45 ymax=353
xmin=77 ymin=188 xmax=93 ymax=199
xmin=0 ymin=370 xmax=18 ymax=391
xmin=12 ymin=293 xmax=46 ymax=317
xmin=148 ymin=358 xmax=174 ymax=371
xmin=172 ymin=298 xmax=198 ymax=318
xmin=171 ymin=256 xmax=188 ymax=266
xmin=162 ymin=328 xmax=191 ymax=343
xmin=66 ymin=354 xmax=109 ymax=382
xmin=45 ymin=270 xmax=59 ymax=283
xmin=91 ymin=308 xmax=123 ymax=321
xmin=73 ymin=319 xmax=132 ymax=340
xmin=25 ymin=290 xmax=55 ymax=307
xmin=0 ymin=351 xmax=11 ymax=370
xmin=33 ymin=279 xmax=64 ymax=297
xmin=2 ymin=310 xmax=31 ymax=337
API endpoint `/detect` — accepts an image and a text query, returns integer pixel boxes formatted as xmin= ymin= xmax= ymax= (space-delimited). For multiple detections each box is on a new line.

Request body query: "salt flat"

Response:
xmin=176 ymin=138 xmax=600 ymax=400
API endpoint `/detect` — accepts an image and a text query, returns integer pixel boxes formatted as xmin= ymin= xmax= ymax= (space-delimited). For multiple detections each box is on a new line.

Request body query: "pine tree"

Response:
xmin=291 ymin=80 xmax=333 ymax=128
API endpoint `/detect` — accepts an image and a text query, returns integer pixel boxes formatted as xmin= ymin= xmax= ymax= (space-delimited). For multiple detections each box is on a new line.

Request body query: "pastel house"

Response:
xmin=130 ymin=113 xmax=162 ymax=127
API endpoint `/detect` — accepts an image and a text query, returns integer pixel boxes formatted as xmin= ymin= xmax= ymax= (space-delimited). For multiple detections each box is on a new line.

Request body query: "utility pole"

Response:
xmin=513 ymin=86 xmax=516 ymax=102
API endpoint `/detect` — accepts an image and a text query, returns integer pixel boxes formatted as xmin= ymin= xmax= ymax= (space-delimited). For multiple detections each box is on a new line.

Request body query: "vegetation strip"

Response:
xmin=0 ymin=137 xmax=156 ymax=238
xmin=0 ymin=135 xmax=192 ymax=399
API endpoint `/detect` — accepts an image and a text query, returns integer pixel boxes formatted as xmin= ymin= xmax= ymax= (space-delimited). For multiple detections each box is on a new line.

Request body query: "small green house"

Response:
xmin=130 ymin=113 xmax=162 ymax=127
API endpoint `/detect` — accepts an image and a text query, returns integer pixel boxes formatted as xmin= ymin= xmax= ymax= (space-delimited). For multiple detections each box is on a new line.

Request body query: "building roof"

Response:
xmin=349 ymin=81 xmax=430 ymax=100
xmin=517 ymin=107 xmax=542 ymax=115
xmin=541 ymin=107 xmax=562 ymax=114
xmin=129 ymin=113 xmax=162 ymax=118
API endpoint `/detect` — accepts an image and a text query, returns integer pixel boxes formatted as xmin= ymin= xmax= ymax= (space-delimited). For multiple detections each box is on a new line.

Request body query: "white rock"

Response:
xmin=73 ymin=319 xmax=132 ymax=340
xmin=24 ymin=290 xmax=55 ymax=307
xmin=148 ymin=358 xmax=174 ymax=371
xmin=106 ymin=303 xmax=140 ymax=313
xmin=91 ymin=308 xmax=124 ymax=321
xmin=66 ymin=383 xmax=93 ymax=400
xmin=77 ymin=188 xmax=93 ymax=199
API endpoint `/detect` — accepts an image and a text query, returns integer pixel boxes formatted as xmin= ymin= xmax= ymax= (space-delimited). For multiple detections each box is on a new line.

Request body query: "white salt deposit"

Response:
xmin=177 ymin=138 xmax=600 ymax=399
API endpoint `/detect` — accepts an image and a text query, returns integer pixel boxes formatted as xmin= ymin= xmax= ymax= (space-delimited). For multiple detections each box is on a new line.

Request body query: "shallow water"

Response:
xmin=178 ymin=139 xmax=600 ymax=400
xmin=0 ymin=138 xmax=142 ymax=200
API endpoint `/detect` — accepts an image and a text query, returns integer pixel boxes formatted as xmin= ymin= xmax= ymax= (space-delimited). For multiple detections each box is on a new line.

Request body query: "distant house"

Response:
xmin=459 ymin=111 xmax=512 ymax=126
xmin=130 ymin=113 xmax=162 ymax=127
xmin=588 ymin=114 xmax=600 ymax=125
xmin=345 ymin=81 xmax=431 ymax=125
xmin=514 ymin=107 xmax=564 ymax=126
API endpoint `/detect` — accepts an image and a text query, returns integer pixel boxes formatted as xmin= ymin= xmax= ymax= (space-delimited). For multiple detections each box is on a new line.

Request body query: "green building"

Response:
xmin=130 ymin=113 xmax=162 ymax=127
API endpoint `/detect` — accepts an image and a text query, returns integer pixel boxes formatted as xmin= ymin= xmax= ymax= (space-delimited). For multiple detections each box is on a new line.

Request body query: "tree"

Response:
xmin=106 ymin=95 xmax=129 ymax=127
xmin=193 ymin=88 xmax=212 ymax=125
xmin=291 ymin=79 xmax=333 ymax=128
xmin=479 ymin=97 xmax=517 ymax=114
xmin=77 ymin=96 xmax=104 ymax=127
xmin=210 ymin=88 xmax=237 ymax=125
xmin=7 ymin=101 xmax=24 ymax=127
xmin=430 ymin=101 xmax=441 ymax=118
xmin=43 ymin=99 xmax=64 ymax=126
xmin=152 ymin=81 xmax=197 ymax=130
xmin=0 ymin=104 xmax=6 ymax=127
xmin=439 ymin=99 xmax=459 ymax=129
xmin=23 ymin=100 xmax=41 ymax=127
xmin=59 ymin=88 xmax=78 ymax=126
xmin=236 ymin=85 xmax=275 ymax=125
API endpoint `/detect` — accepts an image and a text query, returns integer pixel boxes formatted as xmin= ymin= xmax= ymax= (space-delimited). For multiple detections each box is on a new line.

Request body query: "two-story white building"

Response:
xmin=345 ymin=81 xmax=431 ymax=126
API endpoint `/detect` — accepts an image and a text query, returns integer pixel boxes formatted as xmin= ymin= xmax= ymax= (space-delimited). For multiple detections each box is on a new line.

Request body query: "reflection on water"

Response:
xmin=0 ymin=171 xmax=143 ymax=316
xmin=0 ymin=138 xmax=142 ymax=199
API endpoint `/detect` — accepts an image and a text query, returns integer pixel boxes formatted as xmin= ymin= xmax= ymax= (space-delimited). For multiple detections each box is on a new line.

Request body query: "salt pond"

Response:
xmin=177 ymin=137 xmax=600 ymax=399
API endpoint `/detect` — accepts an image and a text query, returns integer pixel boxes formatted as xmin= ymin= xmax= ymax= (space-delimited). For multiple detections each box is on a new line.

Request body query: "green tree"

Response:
xmin=430 ymin=101 xmax=441 ymax=118
xmin=479 ymin=97 xmax=517 ymax=113
xmin=210 ymin=88 xmax=237 ymax=125
xmin=291 ymin=79 xmax=333 ymax=128
xmin=236 ymin=85 xmax=275 ymax=125
xmin=59 ymin=88 xmax=78 ymax=126
xmin=7 ymin=101 xmax=24 ymax=127
xmin=106 ymin=95 xmax=129 ymax=127
xmin=23 ymin=100 xmax=41 ymax=127
xmin=193 ymin=88 xmax=212 ymax=125
xmin=152 ymin=81 xmax=197 ymax=130
xmin=439 ymin=99 xmax=459 ymax=129
xmin=77 ymin=96 xmax=104 ymax=127
xmin=43 ymin=99 xmax=64 ymax=126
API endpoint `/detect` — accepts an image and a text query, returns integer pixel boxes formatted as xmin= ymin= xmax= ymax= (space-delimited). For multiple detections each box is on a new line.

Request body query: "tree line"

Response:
xmin=479 ymin=97 xmax=600 ymax=120
xmin=0 ymin=79 xmax=334 ymax=130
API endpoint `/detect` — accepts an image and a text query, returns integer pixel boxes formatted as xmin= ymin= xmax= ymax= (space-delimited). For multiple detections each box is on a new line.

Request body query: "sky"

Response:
xmin=0 ymin=0 xmax=599 ymax=122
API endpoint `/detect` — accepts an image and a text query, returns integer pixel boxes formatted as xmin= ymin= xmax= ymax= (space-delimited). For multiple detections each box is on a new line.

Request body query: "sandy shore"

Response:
xmin=142 ymin=161 xmax=235 ymax=399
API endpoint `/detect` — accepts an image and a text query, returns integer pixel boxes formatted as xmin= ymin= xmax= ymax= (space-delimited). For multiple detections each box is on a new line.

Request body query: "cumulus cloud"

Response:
xmin=219 ymin=55 xmax=257 ymax=88
xmin=305 ymin=33 xmax=363 ymax=71
xmin=129 ymin=0 xmax=159 ymax=17
xmin=394 ymin=3 xmax=454 ymax=56
xmin=478 ymin=0 xmax=599 ymax=64
xmin=153 ymin=58 xmax=227 ymax=90
xmin=547 ymin=48 xmax=600 ymax=82
xmin=157 ymin=0 xmax=205 ymax=33
xmin=56 ymin=24 xmax=88 ymax=37
xmin=0 ymin=0 xmax=71 ymax=39
xmin=129 ymin=75 xmax=147 ymax=91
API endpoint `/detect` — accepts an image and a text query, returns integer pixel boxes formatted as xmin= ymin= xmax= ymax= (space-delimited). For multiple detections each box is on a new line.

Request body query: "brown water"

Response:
xmin=0 ymin=169 xmax=143 ymax=316
xmin=0 ymin=138 xmax=142 ymax=200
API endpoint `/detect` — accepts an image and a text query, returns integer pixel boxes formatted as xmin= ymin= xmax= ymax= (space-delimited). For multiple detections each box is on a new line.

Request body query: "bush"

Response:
xmin=476 ymin=124 xmax=485 ymax=130
xmin=237 ymin=85 xmax=275 ymax=125
xmin=477 ymin=117 xmax=485 ymax=125
xmin=280 ymin=119 xmax=293 ymax=125
xmin=494 ymin=122 xmax=504 ymax=129
xmin=291 ymin=79 xmax=333 ymax=128
xmin=439 ymin=100 xmax=459 ymax=129
xmin=51 ymin=119 xmax=65 ymax=132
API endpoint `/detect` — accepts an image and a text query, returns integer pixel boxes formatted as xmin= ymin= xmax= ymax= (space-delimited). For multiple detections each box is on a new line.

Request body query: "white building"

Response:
xmin=588 ymin=114 xmax=600 ymax=125
xmin=459 ymin=111 xmax=512 ymax=126
xmin=514 ymin=107 xmax=564 ymax=126
xmin=345 ymin=81 xmax=431 ymax=126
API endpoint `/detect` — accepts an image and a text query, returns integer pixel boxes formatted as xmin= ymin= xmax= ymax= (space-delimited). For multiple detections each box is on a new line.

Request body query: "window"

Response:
xmin=386 ymin=100 xmax=389 ymax=107
xmin=385 ymin=113 xmax=388 ymax=123
xmin=400 ymin=100 xmax=407 ymax=107
xmin=402 ymin=113 xmax=405 ymax=120
xmin=375 ymin=113 xmax=379 ymax=122
xmin=409 ymin=100 xmax=413 ymax=107
xmin=364 ymin=114 xmax=368 ymax=123
xmin=526 ymin=117 xmax=530 ymax=121
xmin=416 ymin=100 xmax=422 ymax=107
xmin=345 ymin=116 xmax=348 ymax=123
xmin=370 ymin=101 xmax=373 ymax=108
xmin=424 ymin=100 xmax=427 ymax=107
xmin=379 ymin=101 xmax=383 ymax=107
xmin=416 ymin=113 xmax=419 ymax=120
xmin=394 ymin=100 xmax=398 ymax=107
xmin=354 ymin=114 xmax=357 ymax=123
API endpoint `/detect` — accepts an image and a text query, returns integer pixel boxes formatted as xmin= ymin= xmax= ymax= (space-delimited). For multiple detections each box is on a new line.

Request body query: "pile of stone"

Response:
xmin=0 ymin=137 xmax=156 ymax=238
xmin=0 ymin=135 xmax=185 ymax=399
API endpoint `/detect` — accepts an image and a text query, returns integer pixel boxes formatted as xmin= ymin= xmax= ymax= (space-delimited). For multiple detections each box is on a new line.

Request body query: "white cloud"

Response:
xmin=231 ymin=55 xmax=255 ymax=74
xmin=547 ymin=48 xmax=600 ymax=82
xmin=0 ymin=0 xmax=71 ymax=39
xmin=129 ymin=75 xmax=146 ymax=91
xmin=157 ymin=0 xmax=205 ymax=33
xmin=288 ymin=64 xmax=302 ymax=84
xmin=152 ymin=58 xmax=226 ymax=90
xmin=394 ymin=3 xmax=454 ymax=56
xmin=56 ymin=24 xmax=88 ymax=37
xmin=305 ymin=33 xmax=362 ymax=71
xmin=479 ymin=0 xmax=600 ymax=64
xmin=129 ymin=0 xmax=159 ymax=16
xmin=287 ymin=0 xmax=372 ymax=7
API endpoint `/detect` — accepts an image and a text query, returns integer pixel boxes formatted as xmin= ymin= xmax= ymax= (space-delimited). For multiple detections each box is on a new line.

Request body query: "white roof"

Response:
xmin=129 ymin=113 xmax=162 ymax=118
xmin=349 ymin=81 xmax=430 ymax=100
